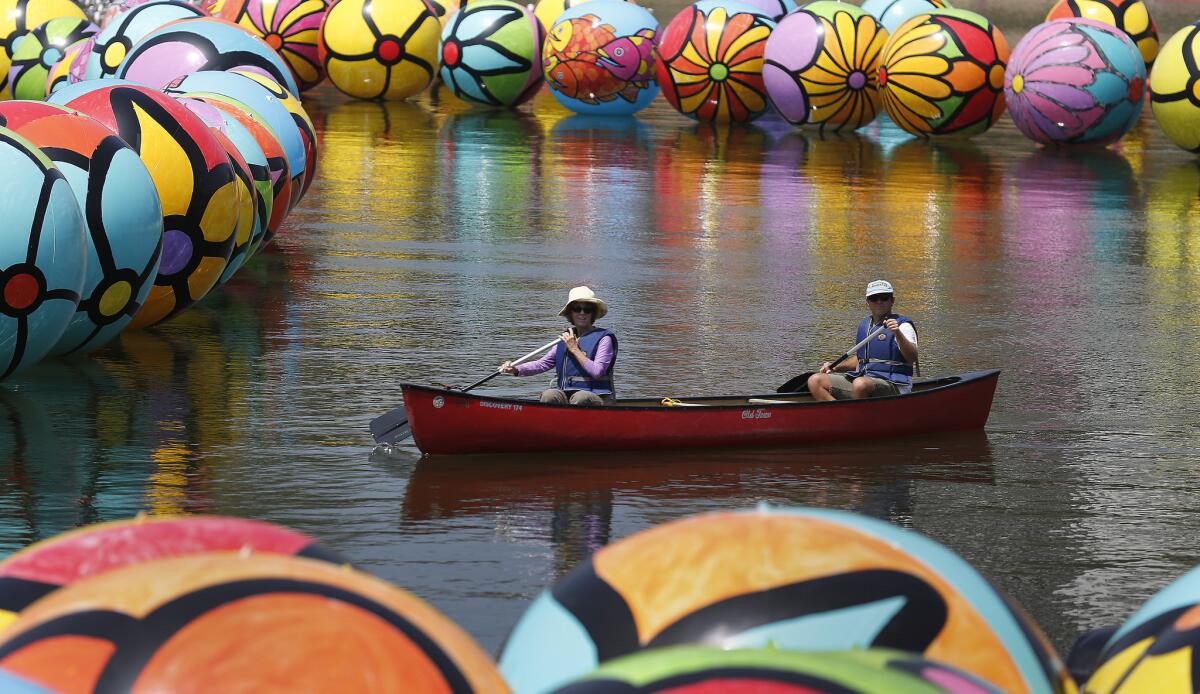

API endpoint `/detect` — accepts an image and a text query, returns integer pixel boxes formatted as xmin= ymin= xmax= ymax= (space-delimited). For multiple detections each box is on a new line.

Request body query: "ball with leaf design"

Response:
xmin=439 ymin=0 xmax=545 ymax=107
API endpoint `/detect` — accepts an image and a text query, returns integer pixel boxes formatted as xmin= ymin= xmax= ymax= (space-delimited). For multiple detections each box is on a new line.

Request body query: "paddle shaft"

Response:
xmin=462 ymin=337 xmax=564 ymax=392
xmin=827 ymin=323 xmax=889 ymax=371
xmin=776 ymin=323 xmax=891 ymax=393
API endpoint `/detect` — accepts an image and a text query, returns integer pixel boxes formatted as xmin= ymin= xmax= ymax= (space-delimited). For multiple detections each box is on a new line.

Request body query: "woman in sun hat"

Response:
xmin=807 ymin=279 xmax=919 ymax=401
xmin=500 ymin=286 xmax=618 ymax=405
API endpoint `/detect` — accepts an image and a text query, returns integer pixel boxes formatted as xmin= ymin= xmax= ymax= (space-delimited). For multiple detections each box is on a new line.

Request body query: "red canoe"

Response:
xmin=401 ymin=369 xmax=1000 ymax=455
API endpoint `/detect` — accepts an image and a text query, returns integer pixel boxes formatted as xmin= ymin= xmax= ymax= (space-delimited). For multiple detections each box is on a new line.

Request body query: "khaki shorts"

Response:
xmin=827 ymin=373 xmax=901 ymax=399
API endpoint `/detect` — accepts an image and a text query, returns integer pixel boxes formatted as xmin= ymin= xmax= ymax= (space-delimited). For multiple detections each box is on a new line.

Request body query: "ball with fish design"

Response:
xmin=533 ymin=0 xmax=635 ymax=33
xmin=656 ymin=0 xmax=776 ymax=122
xmin=1046 ymin=0 xmax=1157 ymax=68
xmin=205 ymin=0 xmax=331 ymax=91
xmin=0 ymin=515 xmax=346 ymax=629
xmin=7 ymin=17 xmax=96 ymax=101
xmin=499 ymin=506 xmax=1072 ymax=694
xmin=1004 ymin=18 xmax=1146 ymax=145
xmin=879 ymin=8 xmax=1009 ymax=137
xmin=318 ymin=0 xmax=441 ymax=100
xmin=552 ymin=647 xmax=1007 ymax=694
xmin=0 ymin=0 xmax=86 ymax=98
xmin=543 ymin=0 xmax=659 ymax=115
xmin=440 ymin=0 xmax=545 ymax=107
xmin=43 ymin=35 xmax=88 ymax=96
xmin=0 ymin=102 xmax=161 ymax=356
xmin=49 ymin=84 xmax=238 ymax=329
xmin=0 ymin=127 xmax=85 ymax=379
xmin=231 ymin=69 xmax=316 ymax=201
xmin=0 ymin=552 xmax=509 ymax=693
xmin=861 ymin=0 xmax=950 ymax=34
xmin=765 ymin=1 xmax=888 ymax=132
xmin=115 ymin=17 xmax=301 ymax=96
xmin=1149 ymin=22 xmax=1200 ymax=153
xmin=85 ymin=0 xmax=208 ymax=80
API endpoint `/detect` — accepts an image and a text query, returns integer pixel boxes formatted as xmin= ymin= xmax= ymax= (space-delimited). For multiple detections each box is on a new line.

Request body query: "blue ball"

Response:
xmin=86 ymin=0 xmax=207 ymax=79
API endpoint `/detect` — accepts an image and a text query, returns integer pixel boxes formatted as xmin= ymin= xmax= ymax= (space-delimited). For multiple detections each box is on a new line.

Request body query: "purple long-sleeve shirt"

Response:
xmin=515 ymin=335 xmax=614 ymax=380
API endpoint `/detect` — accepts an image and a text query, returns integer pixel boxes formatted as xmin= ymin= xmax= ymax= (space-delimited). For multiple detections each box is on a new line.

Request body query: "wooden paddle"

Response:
xmin=370 ymin=337 xmax=564 ymax=446
xmin=776 ymin=324 xmax=890 ymax=393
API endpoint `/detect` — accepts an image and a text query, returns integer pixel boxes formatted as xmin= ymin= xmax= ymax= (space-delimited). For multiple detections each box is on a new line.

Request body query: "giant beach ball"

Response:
xmin=6 ymin=17 xmax=96 ymax=101
xmin=764 ymin=1 xmax=888 ymax=132
xmin=43 ymin=35 xmax=89 ymax=96
xmin=439 ymin=0 xmax=545 ymax=107
xmin=0 ymin=127 xmax=85 ymax=379
xmin=1046 ymin=0 xmax=1157 ymax=68
xmin=862 ymin=0 xmax=950 ymax=34
xmin=499 ymin=506 xmax=1071 ymax=694
xmin=0 ymin=552 xmax=509 ymax=693
xmin=50 ymin=84 xmax=239 ymax=328
xmin=543 ymin=0 xmax=659 ymax=116
xmin=656 ymin=0 xmax=776 ymax=123
xmin=0 ymin=0 xmax=86 ymax=98
xmin=319 ymin=0 xmax=441 ymax=100
xmin=534 ymin=0 xmax=638 ymax=33
xmin=1004 ymin=18 xmax=1146 ymax=146
xmin=115 ymin=16 xmax=301 ymax=96
xmin=206 ymin=0 xmax=331 ymax=91
xmin=1149 ymin=22 xmax=1200 ymax=153
xmin=879 ymin=8 xmax=1009 ymax=137
xmin=0 ymin=102 xmax=161 ymax=356
xmin=85 ymin=0 xmax=208 ymax=80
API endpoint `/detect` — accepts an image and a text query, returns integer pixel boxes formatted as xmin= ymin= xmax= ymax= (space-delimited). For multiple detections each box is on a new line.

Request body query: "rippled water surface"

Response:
xmin=1 ymin=83 xmax=1198 ymax=656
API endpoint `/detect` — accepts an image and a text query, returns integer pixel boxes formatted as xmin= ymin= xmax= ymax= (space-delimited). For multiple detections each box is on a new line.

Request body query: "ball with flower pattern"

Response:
xmin=1149 ymin=22 xmax=1200 ymax=153
xmin=439 ymin=0 xmax=545 ymax=107
xmin=655 ymin=0 xmax=776 ymax=123
xmin=7 ymin=17 xmax=96 ymax=101
xmin=878 ymin=8 xmax=1009 ymax=137
xmin=319 ymin=0 xmax=441 ymax=100
xmin=205 ymin=0 xmax=331 ymax=91
xmin=1046 ymin=0 xmax=1157 ymax=68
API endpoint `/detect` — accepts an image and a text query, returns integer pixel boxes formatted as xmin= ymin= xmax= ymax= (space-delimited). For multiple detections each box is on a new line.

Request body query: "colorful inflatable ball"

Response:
xmin=114 ymin=16 xmax=301 ymax=97
xmin=49 ymin=83 xmax=239 ymax=329
xmin=42 ymin=35 xmax=89 ymax=96
xmin=0 ymin=102 xmax=161 ymax=357
xmin=543 ymin=0 xmax=659 ymax=116
xmin=0 ymin=515 xmax=345 ymax=629
xmin=533 ymin=0 xmax=627 ymax=34
xmin=439 ymin=0 xmax=545 ymax=107
xmin=552 ymin=647 xmax=1006 ymax=694
xmin=231 ymin=68 xmax=317 ymax=200
xmin=655 ymin=0 xmax=776 ymax=123
xmin=861 ymin=0 xmax=951 ymax=34
xmin=1004 ymin=18 xmax=1146 ymax=146
xmin=499 ymin=506 xmax=1071 ymax=694
xmin=0 ymin=127 xmax=85 ymax=379
xmin=6 ymin=17 xmax=96 ymax=101
xmin=879 ymin=8 xmax=1009 ymax=137
xmin=1149 ymin=22 xmax=1200 ymax=153
xmin=0 ymin=552 xmax=507 ymax=693
xmin=1046 ymin=0 xmax=1157 ymax=68
xmin=85 ymin=0 xmax=208 ymax=80
xmin=319 ymin=0 xmax=442 ymax=100
xmin=205 ymin=0 xmax=330 ymax=91
xmin=764 ymin=1 xmax=888 ymax=132
xmin=0 ymin=0 xmax=86 ymax=98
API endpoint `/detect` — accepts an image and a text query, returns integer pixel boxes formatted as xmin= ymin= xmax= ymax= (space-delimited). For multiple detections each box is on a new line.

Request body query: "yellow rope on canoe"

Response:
xmin=661 ymin=397 xmax=682 ymax=407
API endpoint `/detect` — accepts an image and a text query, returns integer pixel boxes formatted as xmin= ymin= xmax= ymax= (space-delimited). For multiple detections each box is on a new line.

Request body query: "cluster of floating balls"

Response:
xmin=0 ymin=0 xmax=319 ymax=380
xmin=2 ymin=505 xmax=1200 ymax=692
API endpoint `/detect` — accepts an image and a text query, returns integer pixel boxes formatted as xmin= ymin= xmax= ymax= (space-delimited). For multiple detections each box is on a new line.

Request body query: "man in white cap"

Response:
xmin=500 ymin=286 xmax=617 ymax=405
xmin=807 ymin=280 xmax=919 ymax=400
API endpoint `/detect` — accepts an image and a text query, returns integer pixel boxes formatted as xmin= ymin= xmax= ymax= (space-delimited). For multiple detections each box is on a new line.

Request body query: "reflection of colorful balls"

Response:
xmin=116 ymin=16 xmax=301 ymax=96
xmin=51 ymin=85 xmax=238 ymax=329
xmin=1046 ymin=0 xmax=1157 ymax=68
xmin=765 ymin=1 xmax=888 ymax=131
xmin=207 ymin=0 xmax=330 ymax=91
xmin=554 ymin=647 xmax=1006 ymax=694
xmin=880 ymin=8 xmax=1009 ymax=137
xmin=0 ymin=103 xmax=162 ymax=356
xmin=0 ymin=515 xmax=345 ymax=629
xmin=543 ymin=0 xmax=659 ymax=116
xmin=861 ymin=0 xmax=950 ymax=34
xmin=499 ymin=507 xmax=1070 ymax=694
xmin=43 ymin=35 xmax=88 ymax=96
xmin=7 ymin=17 xmax=96 ymax=101
xmin=319 ymin=0 xmax=441 ymax=100
xmin=440 ymin=0 xmax=545 ymax=107
xmin=0 ymin=0 xmax=86 ymax=98
xmin=1149 ymin=23 xmax=1200 ymax=153
xmin=656 ymin=0 xmax=776 ymax=122
xmin=85 ymin=0 xmax=208 ymax=80
xmin=0 ymin=127 xmax=85 ymax=379
xmin=232 ymin=68 xmax=316 ymax=202
xmin=0 ymin=553 xmax=509 ymax=693
xmin=1005 ymin=18 xmax=1146 ymax=146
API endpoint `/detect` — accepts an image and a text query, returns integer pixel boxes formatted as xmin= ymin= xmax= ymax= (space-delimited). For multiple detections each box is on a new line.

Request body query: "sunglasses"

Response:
xmin=569 ymin=304 xmax=595 ymax=314
xmin=867 ymin=294 xmax=893 ymax=302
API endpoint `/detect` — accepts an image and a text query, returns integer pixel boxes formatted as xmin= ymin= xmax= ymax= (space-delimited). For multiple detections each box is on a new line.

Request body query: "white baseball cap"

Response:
xmin=865 ymin=280 xmax=894 ymax=297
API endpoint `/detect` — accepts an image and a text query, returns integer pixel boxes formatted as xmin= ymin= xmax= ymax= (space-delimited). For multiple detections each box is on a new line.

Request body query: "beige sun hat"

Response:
xmin=558 ymin=286 xmax=608 ymax=320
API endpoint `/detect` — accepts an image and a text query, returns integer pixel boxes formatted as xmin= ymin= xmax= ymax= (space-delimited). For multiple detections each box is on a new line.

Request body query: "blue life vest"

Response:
xmin=555 ymin=328 xmax=618 ymax=395
xmin=851 ymin=315 xmax=915 ymax=385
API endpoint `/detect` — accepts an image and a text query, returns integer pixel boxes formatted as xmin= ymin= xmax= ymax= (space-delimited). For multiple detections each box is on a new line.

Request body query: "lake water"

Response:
xmin=0 ymin=83 xmax=1197 ymax=661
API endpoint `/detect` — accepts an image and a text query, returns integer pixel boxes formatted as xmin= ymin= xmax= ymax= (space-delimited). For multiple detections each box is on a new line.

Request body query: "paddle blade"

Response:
xmin=777 ymin=372 xmax=814 ymax=394
xmin=370 ymin=405 xmax=410 ymax=444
